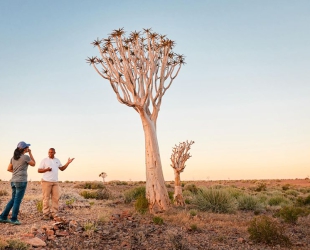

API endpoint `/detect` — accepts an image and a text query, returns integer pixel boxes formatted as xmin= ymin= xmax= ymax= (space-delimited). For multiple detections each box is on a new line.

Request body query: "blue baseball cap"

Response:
xmin=17 ymin=141 xmax=31 ymax=149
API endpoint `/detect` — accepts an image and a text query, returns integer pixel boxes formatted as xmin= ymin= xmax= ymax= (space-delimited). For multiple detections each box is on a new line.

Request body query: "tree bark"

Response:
xmin=173 ymin=169 xmax=185 ymax=206
xmin=140 ymin=112 xmax=170 ymax=212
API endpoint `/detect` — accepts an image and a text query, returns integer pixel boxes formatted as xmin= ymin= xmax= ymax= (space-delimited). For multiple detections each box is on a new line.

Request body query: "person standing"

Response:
xmin=0 ymin=141 xmax=36 ymax=225
xmin=38 ymin=148 xmax=74 ymax=220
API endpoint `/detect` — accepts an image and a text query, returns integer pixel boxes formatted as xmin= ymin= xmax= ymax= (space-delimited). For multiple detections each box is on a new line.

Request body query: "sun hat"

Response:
xmin=17 ymin=141 xmax=31 ymax=149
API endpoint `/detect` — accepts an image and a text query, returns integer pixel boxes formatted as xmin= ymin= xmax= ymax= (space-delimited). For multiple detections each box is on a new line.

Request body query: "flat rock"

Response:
xmin=23 ymin=237 xmax=46 ymax=247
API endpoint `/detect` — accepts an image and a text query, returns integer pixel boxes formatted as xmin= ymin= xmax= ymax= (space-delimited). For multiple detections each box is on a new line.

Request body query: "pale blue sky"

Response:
xmin=0 ymin=1 xmax=309 ymax=181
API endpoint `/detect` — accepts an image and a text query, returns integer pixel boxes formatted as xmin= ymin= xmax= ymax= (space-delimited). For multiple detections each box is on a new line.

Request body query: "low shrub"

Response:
xmin=0 ymin=190 xmax=8 ymax=196
xmin=134 ymin=194 xmax=148 ymax=214
xmin=268 ymin=196 xmax=290 ymax=206
xmin=6 ymin=239 xmax=30 ymax=250
xmin=168 ymin=191 xmax=174 ymax=202
xmin=285 ymin=189 xmax=299 ymax=197
xmin=192 ymin=188 xmax=238 ymax=213
xmin=275 ymin=206 xmax=310 ymax=224
xmin=226 ymin=187 xmax=244 ymax=199
xmin=124 ymin=186 xmax=146 ymax=203
xmin=248 ymin=215 xmax=291 ymax=246
xmin=153 ymin=216 xmax=164 ymax=225
xmin=184 ymin=184 xmax=198 ymax=194
xmin=282 ymin=184 xmax=290 ymax=191
xmin=36 ymin=200 xmax=43 ymax=213
xmin=84 ymin=182 xmax=104 ymax=189
xmin=65 ymin=198 xmax=75 ymax=206
xmin=254 ymin=182 xmax=267 ymax=192
xmin=189 ymin=209 xmax=197 ymax=216
xmin=190 ymin=223 xmax=198 ymax=231
xmin=238 ymin=195 xmax=263 ymax=211
xmin=79 ymin=188 xmax=110 ymax=200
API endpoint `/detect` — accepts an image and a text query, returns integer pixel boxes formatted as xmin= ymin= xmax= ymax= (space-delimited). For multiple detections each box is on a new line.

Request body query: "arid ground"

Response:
xmin=0 ymin=179 xmax=310 ymax=249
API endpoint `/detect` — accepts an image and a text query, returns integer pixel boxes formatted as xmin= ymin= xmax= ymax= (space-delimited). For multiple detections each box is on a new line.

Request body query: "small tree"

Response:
xmin=87 ymin=28 xmax=184 ymax=212
xmin=170 ymin=140 xmax=194 ymax=206
xmin=99 ymin=172 xmax=107 ymax=183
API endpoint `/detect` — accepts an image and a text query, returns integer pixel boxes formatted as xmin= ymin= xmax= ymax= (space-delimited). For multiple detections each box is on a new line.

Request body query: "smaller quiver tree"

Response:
xmin=170 ymin=140 xmax=194 ymax=206
xmin=99 ymin=172 xmax=107 ymax=183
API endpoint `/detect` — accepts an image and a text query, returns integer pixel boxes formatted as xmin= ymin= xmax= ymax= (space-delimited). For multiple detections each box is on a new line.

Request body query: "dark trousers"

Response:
xmin=0 ymin=182 xmax=27 ymax=221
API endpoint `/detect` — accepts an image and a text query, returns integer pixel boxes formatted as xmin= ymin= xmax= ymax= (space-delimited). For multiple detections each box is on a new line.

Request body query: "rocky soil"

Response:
xmin=0 ymin=179 xmax=310 ymax=249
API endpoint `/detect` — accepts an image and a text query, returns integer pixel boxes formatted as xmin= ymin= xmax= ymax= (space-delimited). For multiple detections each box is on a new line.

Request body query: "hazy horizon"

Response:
xmin=0 ymin=1 xmax=309 ymax=182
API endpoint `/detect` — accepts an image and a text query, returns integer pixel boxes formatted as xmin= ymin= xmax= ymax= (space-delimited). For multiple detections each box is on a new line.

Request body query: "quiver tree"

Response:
xmin=99 ymin=172 xmax=107 ymax=183
xmin=87 ymin=28 xmax=185 ymax=212
xmin=170 ymin=140 xmax=194 ymax=206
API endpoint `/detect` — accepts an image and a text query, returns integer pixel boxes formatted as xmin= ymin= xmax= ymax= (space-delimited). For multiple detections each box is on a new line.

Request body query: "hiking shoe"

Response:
xmin=8 ymin=219 xmax=21 ymax=225
xmin=0 ymin=217 xmax=10 ymax=223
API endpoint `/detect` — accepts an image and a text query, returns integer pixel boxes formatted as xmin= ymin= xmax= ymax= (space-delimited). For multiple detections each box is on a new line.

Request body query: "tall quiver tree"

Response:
xmin=87 ymin=28 xmax=185 ymax=212
xmin=170 ymin=140 xmax=194 ymax=206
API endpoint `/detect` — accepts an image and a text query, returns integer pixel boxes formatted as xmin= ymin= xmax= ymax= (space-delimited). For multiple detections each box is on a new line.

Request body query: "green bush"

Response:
xmin=168 ymin=191 xmax=174 ymax=202
xmin=135 ymin=194 xmax=148 ymax=214
xmin=248 ymin=215 xmax=291 ymax=246
xmin=268 ymin=196 xmax=290 ymax=206
xmin=238 ymin=195 xmax=263 ymax=211
xmin=79 ymin=188 xmax=110 ymax=200
xmin=83 ymin=182 xmax=104 ymax=189
xmin=36 ymin=200 xmax=43 ymax=213
xmin=6 ymin=239 xmax=30 ymax=250
xmin=275 ymin=206 xmax=310 ymax=224
xmin=153 ymin=216 xmax=164 ymax=225
xmin=226 ymin=187 xmax=244 ymax=199
xmin=124 ymin=186 xmax=146 ymax=203
xmin=192 ymin=188 xmax=237 ymax=213
xmin=0 ymin=190 xmax=8 ymax=196
xmin=189 ymin=209 xmax=197 ymax=216
xmin=285 ymin=189 xmax=299 ymax=197
xmin=254 ymin=182 xmax=267 ymax=192
xmin=184 ymin=184 xmax=198 ymax=194
xmin=65 ymin=198 xmax=75 ymax=206
xmin=190 ymin=224 xmax=198 ymax=231
xmin=282 ymin=184 xmax=290 ymax=191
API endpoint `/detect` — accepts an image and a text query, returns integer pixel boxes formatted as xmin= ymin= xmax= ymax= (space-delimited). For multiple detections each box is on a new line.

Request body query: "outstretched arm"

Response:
xmin=59 ymin=158 xmax=75 ymax=171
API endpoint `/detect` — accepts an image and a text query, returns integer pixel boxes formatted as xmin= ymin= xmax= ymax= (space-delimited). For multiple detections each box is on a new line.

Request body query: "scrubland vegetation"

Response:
xmin=0 ymin=178 xmax=310 ymax=249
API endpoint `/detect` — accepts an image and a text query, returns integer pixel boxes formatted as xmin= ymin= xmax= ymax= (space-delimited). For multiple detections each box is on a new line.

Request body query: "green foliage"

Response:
xmin=226 ymin=187 xmax=244 ymax=199
xmin=238 ymin=195 xmax=263 ymax=211
xmin=135 ymin=194 xmax=148 ymax=214
xmin=190 ymin=224 xmax=198 ymax=231
xmin=153 ymin=216 xmax=164 ymax=225
xmin=0 ymin=238 xmax=8 ymax=250
xmin=275 ymin=206 xmax=310 ymax=224
xmin=268 ymin=195 xmax=290 ymax=206
xmin=6 ymin=239 xmax=30 ymax=250
xmin=124 ymin=186 xmax=146 ymax=203
xmin=83 ymin=182 xmax=104 ymax=189
xmin=36 ymin=200 xmax=43 ymax=213
xmin=192 ymin=188 xmax=238 ymax=213
xmin=79 ymin=188 xmax=110 ymax=200
xmin=166 ymin=184 xmax=172 ymax=188
xmin=168 ymin=191 xmax=174 ymax=202
xmin=248 ymin=215 xmax=291 ymax=246
xmin=189 ymin=209 xmax=197 ymax=216
xmin=0 ymin=190 xmax=8 ymax=196
xmin=285 ymin=189 xmax=299 ymax=197
xmin=282 ymin=184 xmax=290 ymax=191
xmin=184 ymin=184 xmax=198 ymax=194
xmin=65 ymin=198 xmax=75 ymax=206
xmin=254 ymin=182 xmax=267 ymax=192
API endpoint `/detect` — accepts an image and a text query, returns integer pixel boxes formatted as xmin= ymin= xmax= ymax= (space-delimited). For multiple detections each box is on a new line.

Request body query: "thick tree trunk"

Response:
xmin=140 ymin=112 xmax=170 ymax=213
xmin=173 ymin=169 xmax=185 ymax=206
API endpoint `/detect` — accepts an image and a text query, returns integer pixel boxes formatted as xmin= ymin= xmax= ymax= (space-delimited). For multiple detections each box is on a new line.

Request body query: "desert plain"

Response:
xmin=0 ymin=178 xmax=310 ymax=249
